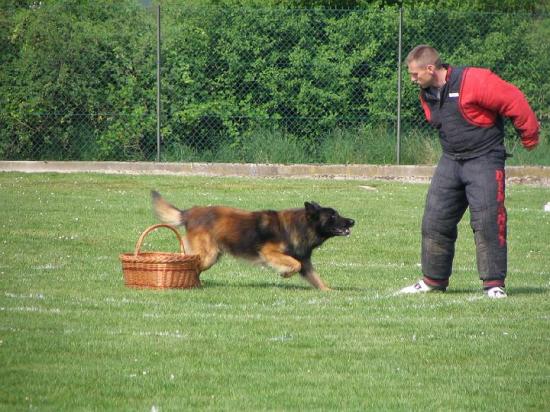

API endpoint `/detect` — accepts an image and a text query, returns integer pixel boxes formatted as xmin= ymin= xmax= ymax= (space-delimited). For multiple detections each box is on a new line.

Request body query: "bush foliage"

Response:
xmin=1 ymin=1 xmax=548 ymax=163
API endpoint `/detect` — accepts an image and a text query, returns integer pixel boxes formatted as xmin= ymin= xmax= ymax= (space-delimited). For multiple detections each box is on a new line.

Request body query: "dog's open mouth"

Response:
xmin=334 ymin=228 xmax=352 ymax=236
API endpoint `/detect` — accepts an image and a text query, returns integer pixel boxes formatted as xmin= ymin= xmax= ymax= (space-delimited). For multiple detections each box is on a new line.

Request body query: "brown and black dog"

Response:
xmin=151 ymin=191 xmax=354 ymax=290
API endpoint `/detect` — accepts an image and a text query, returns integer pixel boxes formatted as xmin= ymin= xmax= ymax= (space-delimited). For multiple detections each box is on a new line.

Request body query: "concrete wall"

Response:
xmin=1 ymin=161 xmax=549 ymax=185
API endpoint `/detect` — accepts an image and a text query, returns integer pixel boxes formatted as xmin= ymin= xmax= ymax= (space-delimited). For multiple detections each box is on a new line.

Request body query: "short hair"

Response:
xmin=405 ymin=45 xmax=442 ymax=69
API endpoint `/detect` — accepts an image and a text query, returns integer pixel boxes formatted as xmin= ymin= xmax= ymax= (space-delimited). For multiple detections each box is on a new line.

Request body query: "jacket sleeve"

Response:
xmin=463 ymin=68 xmax=539 ymax=149
xmin=419 ymin=93 xmax=431 ymax=122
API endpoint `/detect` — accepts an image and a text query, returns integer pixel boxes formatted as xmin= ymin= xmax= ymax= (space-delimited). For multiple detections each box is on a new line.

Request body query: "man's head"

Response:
xmin=405 ymin=45 xmax=443 ymax=88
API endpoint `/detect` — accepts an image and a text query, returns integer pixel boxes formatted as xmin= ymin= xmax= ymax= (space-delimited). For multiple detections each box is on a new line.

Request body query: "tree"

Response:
xmin=1 ymin=0 xmax=155 ymax=160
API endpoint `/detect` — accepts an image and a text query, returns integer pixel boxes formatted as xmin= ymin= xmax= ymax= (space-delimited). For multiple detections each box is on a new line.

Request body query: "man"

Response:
xmin=398 ymin=45 xmax=539 ymax=298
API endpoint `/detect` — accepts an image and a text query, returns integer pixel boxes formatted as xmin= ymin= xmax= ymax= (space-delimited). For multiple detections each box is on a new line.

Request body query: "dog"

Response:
xmin=151 ymin=191 xmax=354 ymax=290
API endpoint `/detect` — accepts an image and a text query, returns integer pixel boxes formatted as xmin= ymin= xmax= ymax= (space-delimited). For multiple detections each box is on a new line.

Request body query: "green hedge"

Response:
xmin=1 ymin=1 xmax=548 ymax=163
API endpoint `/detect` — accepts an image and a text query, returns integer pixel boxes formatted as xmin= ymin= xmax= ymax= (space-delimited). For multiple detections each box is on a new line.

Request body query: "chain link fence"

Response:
xmin=1 ymin=3 xmax=548 ymax=164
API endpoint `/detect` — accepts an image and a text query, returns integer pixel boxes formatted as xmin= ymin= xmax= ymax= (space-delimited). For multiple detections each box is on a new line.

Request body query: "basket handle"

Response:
xmin=134 ymin=224 xmax=186 ymax=256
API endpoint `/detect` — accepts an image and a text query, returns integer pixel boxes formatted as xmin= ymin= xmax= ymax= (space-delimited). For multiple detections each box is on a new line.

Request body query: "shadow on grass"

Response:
xmin=444 ymin=287 xmax=547 ymax=296
xmin=196 ymin=279 xmax=374 ymax=293
xmin=200 ymin=279 xmax=368 ymax=292
xmin=201 ymin=279 xmax=312 ymax=291
xmin=501 ymin=287 xmax=547 ymax=295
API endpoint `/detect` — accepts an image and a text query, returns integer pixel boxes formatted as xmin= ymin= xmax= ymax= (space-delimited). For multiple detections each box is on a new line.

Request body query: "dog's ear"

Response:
xmin=304 ymin=201 xmax=321 ymax=215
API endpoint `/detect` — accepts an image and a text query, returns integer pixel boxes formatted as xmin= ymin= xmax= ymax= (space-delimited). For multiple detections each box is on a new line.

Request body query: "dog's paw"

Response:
xmin=280 ymin=271 xmax=296 ymax=278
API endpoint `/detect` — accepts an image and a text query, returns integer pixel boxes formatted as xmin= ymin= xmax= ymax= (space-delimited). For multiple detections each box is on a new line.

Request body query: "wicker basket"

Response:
xmin=119 ymin=224 xmax=201 ymax=289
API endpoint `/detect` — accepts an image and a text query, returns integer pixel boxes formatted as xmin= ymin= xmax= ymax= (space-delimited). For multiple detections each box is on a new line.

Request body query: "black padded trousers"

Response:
xmin=421 ymin=150 xmax=507 ymax=284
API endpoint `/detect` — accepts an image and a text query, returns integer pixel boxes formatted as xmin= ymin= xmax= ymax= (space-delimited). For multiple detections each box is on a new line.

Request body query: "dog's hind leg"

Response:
xmin=259 ymin=243 xmax=301 ymax=277
xmin=187 ymin=232 xmax=220 ymax=272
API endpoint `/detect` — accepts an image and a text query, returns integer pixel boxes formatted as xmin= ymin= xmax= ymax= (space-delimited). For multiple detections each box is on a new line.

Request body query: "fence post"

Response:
xmin=156 ymin=4 xmax=161 ymax=162
xmin=396 ymin=4 xmax=403 ymax=165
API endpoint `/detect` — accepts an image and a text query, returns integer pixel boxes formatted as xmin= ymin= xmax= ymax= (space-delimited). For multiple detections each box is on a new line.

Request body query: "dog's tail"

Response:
xmin=151 ymin=190 xmax=185 ymax=226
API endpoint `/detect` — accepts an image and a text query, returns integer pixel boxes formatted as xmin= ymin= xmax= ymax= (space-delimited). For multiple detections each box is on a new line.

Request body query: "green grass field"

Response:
xmin=1 ymin=172 xmax=549 ymax=411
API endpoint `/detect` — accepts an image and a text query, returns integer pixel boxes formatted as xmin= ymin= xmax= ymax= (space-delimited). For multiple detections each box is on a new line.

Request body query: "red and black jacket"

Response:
xmin=420 ymin=65 xmax=539 ymax=159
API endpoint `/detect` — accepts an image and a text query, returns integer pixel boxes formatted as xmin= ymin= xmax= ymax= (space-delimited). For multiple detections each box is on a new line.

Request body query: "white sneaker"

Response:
xmin=397 ymin=279 xmax=442 ymax=295
xmin=485 ymin=287 xmax=507 ymax=299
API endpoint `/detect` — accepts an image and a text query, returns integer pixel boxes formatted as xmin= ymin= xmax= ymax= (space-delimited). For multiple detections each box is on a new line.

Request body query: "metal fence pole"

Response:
xmin=396 ymin=5 xmax=403 ymax=165
xmin=156 ymin=4 xmax=161 ymax=162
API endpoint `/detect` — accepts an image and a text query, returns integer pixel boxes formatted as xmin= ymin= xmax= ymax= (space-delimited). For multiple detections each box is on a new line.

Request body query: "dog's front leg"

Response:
xmin=300 ymin=260 xmax=331 ymax=291
xmin=260 ymin=243 xmax=301 ymax=276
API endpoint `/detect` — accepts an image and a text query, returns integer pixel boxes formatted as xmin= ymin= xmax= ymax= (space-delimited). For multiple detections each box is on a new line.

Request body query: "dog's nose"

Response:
xmin=348 ymin=219 xmax=355 ymax=227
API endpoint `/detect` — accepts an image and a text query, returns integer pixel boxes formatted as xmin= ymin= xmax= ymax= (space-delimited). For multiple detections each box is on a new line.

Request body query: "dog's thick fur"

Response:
xmin=151 ymin=191 xmax=354 ymax=290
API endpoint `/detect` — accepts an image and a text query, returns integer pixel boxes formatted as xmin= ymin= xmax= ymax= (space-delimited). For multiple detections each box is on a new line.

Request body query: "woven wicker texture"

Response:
xmin=120 ymin=224 xmax=201 ymax=289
